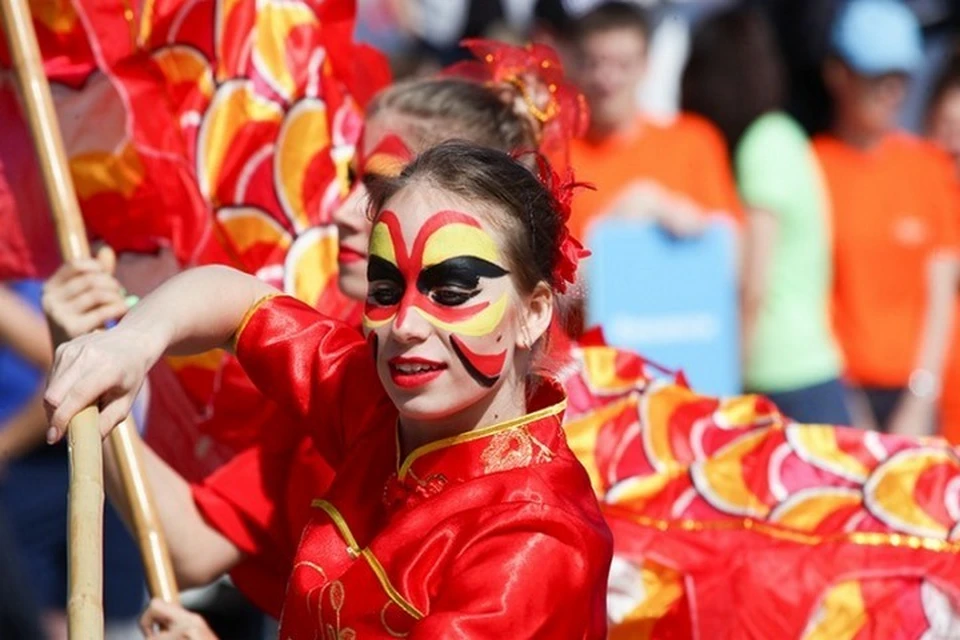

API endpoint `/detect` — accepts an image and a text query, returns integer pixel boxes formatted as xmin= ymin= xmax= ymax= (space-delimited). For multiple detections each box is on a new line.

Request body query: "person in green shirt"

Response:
xmin=681 ymin=6 xmax=850 ymax=424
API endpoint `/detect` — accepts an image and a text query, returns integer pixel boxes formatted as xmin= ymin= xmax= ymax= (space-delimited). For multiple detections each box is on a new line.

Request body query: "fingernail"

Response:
xmin=46 ymin=427 xmax=58 ymax=444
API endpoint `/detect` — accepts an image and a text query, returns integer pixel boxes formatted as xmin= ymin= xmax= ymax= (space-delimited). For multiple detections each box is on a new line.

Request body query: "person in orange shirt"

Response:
xmin=926 ymin=57 xmax=960 ymax=443
xmin=565 ymin=2 xmax=741 ymax=243
xmin=814 ymin=0 xmax=960 ymax=436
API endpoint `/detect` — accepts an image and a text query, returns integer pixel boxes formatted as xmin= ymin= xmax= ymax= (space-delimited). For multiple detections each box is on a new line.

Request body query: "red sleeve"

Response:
xmin=234 ymin=294 xmax=381 ymax=466
xmin=409 ymin=508 xmax=611 ymax=639
xmin=192 ymin=434 xmax=336 ymax=618
xmin=191 ymin=443 xmax=297 ymax=617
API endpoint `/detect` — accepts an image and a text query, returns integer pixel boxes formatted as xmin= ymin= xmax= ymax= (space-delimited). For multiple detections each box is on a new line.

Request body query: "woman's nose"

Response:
xmin=391 ymin=300 xmax=432 ymax=345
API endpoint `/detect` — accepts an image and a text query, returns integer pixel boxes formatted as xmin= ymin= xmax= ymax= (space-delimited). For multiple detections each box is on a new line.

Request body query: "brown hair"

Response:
xmin=570 ymin=1 xmax=651 ymax=45
xmin=366 ymin=77 xmax=541 ymax=155
xmin=681 ymin=7 xmax=786 ymax=154
xmin=367 ymin=141 xmax=564 ymax=296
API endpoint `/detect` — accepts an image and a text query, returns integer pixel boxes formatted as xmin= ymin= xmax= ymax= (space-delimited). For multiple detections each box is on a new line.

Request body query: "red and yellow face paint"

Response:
xmin=363 ymin=210 xmax=511 ymax=386
xmin=354 ymin=131 xmax=414 ymax=181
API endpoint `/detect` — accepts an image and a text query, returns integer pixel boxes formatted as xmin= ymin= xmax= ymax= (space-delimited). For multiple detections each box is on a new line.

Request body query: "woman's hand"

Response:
xmin=605 ymin=181 xmax=709 ymax=237
xmin=139 ymin=599 xmax=219 ymax=640
xmin=43 ymin=321 xmax=163 ymax=443
xmin=42 ymin=246 xmax=130 ymax=347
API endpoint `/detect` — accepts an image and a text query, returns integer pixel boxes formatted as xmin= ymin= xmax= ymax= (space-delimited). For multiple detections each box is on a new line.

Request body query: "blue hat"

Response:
xmin=830 ymin=0 xmax=923 ymax=76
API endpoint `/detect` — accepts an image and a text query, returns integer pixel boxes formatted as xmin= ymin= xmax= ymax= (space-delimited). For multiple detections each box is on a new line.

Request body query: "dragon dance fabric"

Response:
xmin=560 ymin=338 xmax=960 ymax=639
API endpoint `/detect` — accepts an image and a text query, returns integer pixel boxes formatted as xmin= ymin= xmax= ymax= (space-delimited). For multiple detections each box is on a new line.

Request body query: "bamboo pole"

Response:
xmin=0 ymin=0 xmax=179 ymax=634
xmin=0 ymin=0 xmax=103 ymax=636
xmin=111 ymin=418 xmax=179 ymax=602
xmin=66 ymin=406 xmax=104 ymax=638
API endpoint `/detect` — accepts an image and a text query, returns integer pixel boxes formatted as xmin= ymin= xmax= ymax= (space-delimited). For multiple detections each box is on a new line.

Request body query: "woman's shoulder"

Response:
xmin=739 ymin=112 xmax=810 ymax=156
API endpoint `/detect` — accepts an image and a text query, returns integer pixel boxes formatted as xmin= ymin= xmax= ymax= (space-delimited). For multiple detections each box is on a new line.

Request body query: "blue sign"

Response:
xmin=585 ymin=219 xmax=741 ymax=396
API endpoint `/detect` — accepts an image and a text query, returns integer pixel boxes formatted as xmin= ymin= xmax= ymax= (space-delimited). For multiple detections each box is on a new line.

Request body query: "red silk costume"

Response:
xmin=193 ymin=295 xmax=612 ymax=638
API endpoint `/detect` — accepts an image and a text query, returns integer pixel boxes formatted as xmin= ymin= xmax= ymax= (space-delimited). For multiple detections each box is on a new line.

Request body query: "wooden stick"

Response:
xmin=111 ymin=418 xmax=179 ymax=602
xmin=0 ymin=0 xmax=179 ymax=633
xmin=0 ymin=0 xmax=103 ymax=636
xmin=66 ymin=406 xmax=104 ymax=638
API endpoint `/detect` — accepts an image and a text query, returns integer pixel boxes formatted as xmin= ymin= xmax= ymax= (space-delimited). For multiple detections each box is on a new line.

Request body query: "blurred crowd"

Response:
xmin=3 ymin=0 xmax=960 ymax=637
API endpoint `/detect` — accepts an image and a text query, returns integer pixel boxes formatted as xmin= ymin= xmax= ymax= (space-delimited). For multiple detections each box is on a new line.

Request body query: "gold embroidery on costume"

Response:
xmin=397 ymin=400 xmax=565 ymax=479
xmin=481 ymin=426 xmax=555 ymax=473
xmin=361 ymin=549 xmax=425 ymax=619
xmin=381 ymin=602 xmax=411 ymax=638
xmin=323 ymin=580 xmax=356 ymax=640
xmin=289 ymin=561 xmax=329 ymax=635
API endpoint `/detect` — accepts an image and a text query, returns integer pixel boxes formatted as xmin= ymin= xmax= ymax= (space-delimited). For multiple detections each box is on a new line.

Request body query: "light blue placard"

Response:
xmin=585 ymin=218 xmax=741 ymax=396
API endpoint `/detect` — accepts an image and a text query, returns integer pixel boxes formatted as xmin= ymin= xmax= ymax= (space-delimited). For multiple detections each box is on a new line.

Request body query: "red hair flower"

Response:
xmin=530 ymin=155 xmax=592 ymax=293
xmin=444 ymin=38 xmax=589 ymax=171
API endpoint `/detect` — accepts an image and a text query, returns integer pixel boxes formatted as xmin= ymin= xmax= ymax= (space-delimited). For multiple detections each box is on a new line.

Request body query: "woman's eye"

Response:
xmin=430 ymin=288 xmax=477 ymax=307
xmin=368 ymin=282 xmax=402 ymax=306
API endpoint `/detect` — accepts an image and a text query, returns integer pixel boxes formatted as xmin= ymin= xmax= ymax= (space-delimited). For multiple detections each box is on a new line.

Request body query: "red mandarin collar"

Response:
xmin=382 ymin=380 xmax=567 ymax=510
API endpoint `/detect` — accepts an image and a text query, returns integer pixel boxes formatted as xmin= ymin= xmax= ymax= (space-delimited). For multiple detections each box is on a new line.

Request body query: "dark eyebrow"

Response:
xmin=417 ymin=256 xmax=508 ymax=293
xmin=367 ymin=255 xmax=404 ymax=284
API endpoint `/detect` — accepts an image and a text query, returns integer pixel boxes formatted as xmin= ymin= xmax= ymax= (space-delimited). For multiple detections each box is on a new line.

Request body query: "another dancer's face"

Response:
xmin=333 ymin=114 xmax=414 ymax=300
xmin=363 ymin=185 xmax=527 ymax=421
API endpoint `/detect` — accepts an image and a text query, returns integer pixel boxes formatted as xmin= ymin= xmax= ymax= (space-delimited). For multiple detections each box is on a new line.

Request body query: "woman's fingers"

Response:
xmin=43 ymin=258 xmax=103 ymax=289
xmin=98 ymin=393 xmax=136 ymax=438
xmin=44 ymin=341 xmax=123 ymax=441
xmin=44 ymin=271 xmax=128 ymax=342
xmin=140 ymin=598 xmax=175 ymax=637
xmin=52 ymin=271 xmax=124 ymax=307
xmin=66 ymin=286 xmax=127 ymax=318
xmin=44 ymin=340 xmax=85 ymax=414
xmin=139 ymin=599 xmax=216 ymax=640
xmin=94 ymin=245 xmax=117 ymax=275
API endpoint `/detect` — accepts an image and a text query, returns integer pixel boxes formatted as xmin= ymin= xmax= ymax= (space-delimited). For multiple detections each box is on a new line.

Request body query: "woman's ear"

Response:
xmin=517 ymin=282 xmax=554 ymax=350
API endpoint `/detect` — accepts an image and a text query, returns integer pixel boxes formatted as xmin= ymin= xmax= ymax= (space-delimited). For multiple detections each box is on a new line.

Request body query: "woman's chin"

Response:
xmin=389 ymin=387 xmax=477 ymax=426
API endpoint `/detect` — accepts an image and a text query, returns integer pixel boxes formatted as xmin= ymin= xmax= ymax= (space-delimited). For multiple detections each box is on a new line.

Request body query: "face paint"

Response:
xmin=334 ymin=125 xmax=416 ymax=300
xmin=450 ymin=335 xmax=506 ymax=388
xmin=354 ymin=131 xmax=414 ymax=181
xmin=367 ymin=331 xmax=379 ymax=363
xmin=364 ymin=210 xmax=511 ymax=386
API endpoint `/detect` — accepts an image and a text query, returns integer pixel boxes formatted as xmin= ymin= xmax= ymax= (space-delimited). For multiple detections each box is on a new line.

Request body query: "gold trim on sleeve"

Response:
xmin=231 ymin=293 xmax=282 ymax=351
xmin=397 ymin=400 xmax=566 ymax=480
xmin=361 ymin=549 xmax=425 ymax=620
xmin=312 ymin=499 xmax=361 ymax=556
xmin=311 ymin=500 xmax=425 ymax=620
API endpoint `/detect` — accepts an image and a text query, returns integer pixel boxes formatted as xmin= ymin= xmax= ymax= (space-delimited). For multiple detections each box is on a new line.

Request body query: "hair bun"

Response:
xmin=491 ymin=80 xmax=548 ymax=144
xmin=442 ymin=39 xmax=589 ymax=169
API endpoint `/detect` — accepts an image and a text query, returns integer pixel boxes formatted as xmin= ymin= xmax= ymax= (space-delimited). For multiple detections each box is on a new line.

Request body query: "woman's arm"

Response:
xmin=740 ymin=208 xmax=778 ymax=368
xmin=0 ymin=390 xmax=48 ymax=462
xmin=44 ymin=266 xmax=275 ymax=441
xmin=888 ymin=252 xmax=960 ymax=437
xmin=0 ymin=285 xmax=51 ymax=369
xmin=104 ymin=438 xmax=242 ymax=588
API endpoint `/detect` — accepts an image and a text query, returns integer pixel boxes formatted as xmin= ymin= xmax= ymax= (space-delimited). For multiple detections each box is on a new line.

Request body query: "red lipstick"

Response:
xmin=388 ymin=356 xmax=447 ymax=389
xmin=338 ymin=244 xmax=366 ymax=264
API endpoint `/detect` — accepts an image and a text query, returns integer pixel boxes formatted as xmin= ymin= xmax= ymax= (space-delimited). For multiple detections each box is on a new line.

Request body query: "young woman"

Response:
xmin=45 ymin=142 xmax=612 ymax=638
xmin=680 ymin=7 xmax=850 ymax=425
